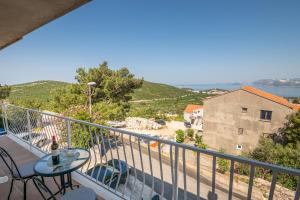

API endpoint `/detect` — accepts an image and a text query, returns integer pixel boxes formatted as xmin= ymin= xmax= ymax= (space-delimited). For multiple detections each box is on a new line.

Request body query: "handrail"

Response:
xmin=3 ymin=103 xmax=300 ymax=176
xmin=2 ymin=103 xmax=300 ymax=200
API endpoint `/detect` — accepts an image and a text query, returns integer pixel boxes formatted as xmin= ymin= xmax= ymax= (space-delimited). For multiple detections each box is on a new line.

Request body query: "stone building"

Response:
xmin=203 ymin=86 xmax=300 ymax=155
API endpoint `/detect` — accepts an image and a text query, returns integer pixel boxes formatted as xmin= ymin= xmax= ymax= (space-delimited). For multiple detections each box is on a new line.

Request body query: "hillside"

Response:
xmin=9 ymin=80 xmax=194 ymax=102
xmin=8 ymin=80 xmax=207 ymax=118
xmin=131 ymin=81 xmax=192 ymax=100
xmin=9 ymin=80 xmax=69 ymax=102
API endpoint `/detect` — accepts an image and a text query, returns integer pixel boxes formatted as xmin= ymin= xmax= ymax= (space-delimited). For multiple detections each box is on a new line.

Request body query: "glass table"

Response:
xmin=34 ymin=148 xmax=90 ymax=194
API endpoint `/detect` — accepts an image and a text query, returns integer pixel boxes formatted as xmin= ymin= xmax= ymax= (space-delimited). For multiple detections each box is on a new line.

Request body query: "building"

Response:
xmin=184 ymin=104 xmax=203 ymax=130
xmin=203 ymin=86 xmax=300 ymax=155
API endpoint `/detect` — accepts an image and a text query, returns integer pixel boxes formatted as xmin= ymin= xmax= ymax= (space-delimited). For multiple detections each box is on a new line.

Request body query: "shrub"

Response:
xmin=194 ymin=135 xmax=207 ymax=149
xmin=175 ymin=129 xmax=185 ymax=143
xmin=186 ymin=128 xmax=194 ymax=140
xmin=217 ymin=148 xmax=230 ymax=174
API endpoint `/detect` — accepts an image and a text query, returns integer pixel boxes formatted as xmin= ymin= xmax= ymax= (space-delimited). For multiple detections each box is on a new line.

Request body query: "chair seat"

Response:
xmin=13 ymin=162 xmax=35 ymax=178
xmin=62 ymin=187 xmax=96 ymax=200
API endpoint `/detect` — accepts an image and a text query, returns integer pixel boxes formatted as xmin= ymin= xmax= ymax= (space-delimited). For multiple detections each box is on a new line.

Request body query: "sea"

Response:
xmin=176 ymin=83 xmax=300 ymax=98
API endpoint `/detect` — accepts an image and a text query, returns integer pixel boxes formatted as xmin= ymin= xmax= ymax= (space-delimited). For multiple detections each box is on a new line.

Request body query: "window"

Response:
xmin=260 ymin=110 xmax=272 ymax=121
xmin=238 ymin=128 xmax=244 ymax=135
xmin=242 ymin=107 xmax=248 ymax=113
xmin=236 ymin=145 xmax=243 ymax=150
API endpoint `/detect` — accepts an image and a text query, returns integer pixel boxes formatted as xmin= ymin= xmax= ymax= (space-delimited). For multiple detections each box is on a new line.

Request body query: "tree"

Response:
xmin=50 ymin=62 xmax=143 ymax=121
xmin=194 ymin=135 xmax=207 ymax=149
xmin=186 ymin=128 xmax=194 ymax=140
xmin=277 ymin=111 xmax=300 ymax=147
xmin=292 ymin=98 xmax=300 ymax=104
xmin=175 ymin=129 xmax=185 ymax=143
xmin=0 ymin=84 xmax=11 ymax=102
xmin=217 ymin=148 xmax=229 ymax=174
xmin=74 ymin=62 xmax=143 ymax=104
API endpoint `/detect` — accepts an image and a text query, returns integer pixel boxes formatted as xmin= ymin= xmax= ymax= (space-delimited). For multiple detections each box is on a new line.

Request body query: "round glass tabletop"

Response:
xmin=34 ymin=148 xmax=90 ymax=177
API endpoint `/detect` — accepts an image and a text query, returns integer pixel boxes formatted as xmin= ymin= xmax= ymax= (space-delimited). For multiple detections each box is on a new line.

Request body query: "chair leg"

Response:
xmin=23 ymin=180 xmax=28 ymax=200
xmin=7 ymin=179 xmax=14 ymax=200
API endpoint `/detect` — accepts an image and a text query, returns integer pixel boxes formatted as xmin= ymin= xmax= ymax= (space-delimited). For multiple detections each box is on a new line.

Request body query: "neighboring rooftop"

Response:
xmin=184 ymin=104 xmax=203 ymax=113
xmin=242 ymin=86 xmax=300 ymax=111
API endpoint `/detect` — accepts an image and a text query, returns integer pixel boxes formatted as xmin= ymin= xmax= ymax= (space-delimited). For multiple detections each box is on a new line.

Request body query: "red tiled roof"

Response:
xmin=293 ymin=104 xmax=300 ymax=111
xmin=184 ymin=104 xmax=203 ymax=113
xmin=242 ymin=86 xmax=299 ymax=111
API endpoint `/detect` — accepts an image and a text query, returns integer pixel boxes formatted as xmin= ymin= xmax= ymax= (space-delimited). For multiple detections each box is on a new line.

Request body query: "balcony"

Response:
xmin=1 ymin=104 xmax=300 ymax=200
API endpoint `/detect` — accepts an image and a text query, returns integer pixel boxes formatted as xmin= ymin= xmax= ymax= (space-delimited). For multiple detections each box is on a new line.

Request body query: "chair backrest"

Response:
xmin=32 ymin=177 xmax=57 ymax=200
xmin=0 ymin=146 xmax=21 ymax=178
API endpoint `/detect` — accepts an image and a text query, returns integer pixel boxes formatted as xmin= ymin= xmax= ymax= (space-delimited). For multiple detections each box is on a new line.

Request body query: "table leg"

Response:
xmin=67 ymin=173 xmax=79 ymax=189
xmin=60 ymin=174 xmax=66 ymax=194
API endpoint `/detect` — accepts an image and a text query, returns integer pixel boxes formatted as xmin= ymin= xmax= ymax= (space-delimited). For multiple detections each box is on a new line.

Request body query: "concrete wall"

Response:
xmin=203 ymin=90 xmax=295 ymax=155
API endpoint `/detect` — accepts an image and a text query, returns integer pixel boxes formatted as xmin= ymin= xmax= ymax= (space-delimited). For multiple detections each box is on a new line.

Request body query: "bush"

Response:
xmin=194 ymin=135 xmax=207 ymax=149
xmin=175 ymin=129 xmax=185 ymax=143
xmin=217 ymin=148 xmax=230 ymax=174
xmin=186 ymin=128 xmax=194 ymax=139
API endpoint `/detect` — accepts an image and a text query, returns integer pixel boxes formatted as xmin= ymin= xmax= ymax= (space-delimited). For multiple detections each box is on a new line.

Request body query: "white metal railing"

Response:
xmin=1 ymin=104 xmax=300 ymax=200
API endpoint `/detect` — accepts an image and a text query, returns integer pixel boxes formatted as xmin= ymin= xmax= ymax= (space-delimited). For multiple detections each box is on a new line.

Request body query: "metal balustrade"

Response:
xmin=1 ymin=104 xmax=300 ymax=200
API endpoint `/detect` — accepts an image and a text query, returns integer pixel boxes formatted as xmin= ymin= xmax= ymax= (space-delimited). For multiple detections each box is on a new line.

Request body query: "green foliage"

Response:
xmin=194 ymin=135 xmax=207 ymax=149
xmin=0 ymin=84 xmax=11 ymax=101
xmin=277 ymin=111 xmax=300 ymax=147
xmin=186 ymin=128 xmax=194 ymax=139
xmin=292 ymin=98 xmax=300 ymax=104
xmin=249 ymin=137 xmax=300 ymax=189
xmin=132 ymin=81 xmax=192 ymax=100
xmin=8 ymin=79 xmax=210 ymax=121
xmin=74 ymin=62 xmax=143 ymax=104
xmin=174 ymin=115 xmax=184 ymax=122
xmin=175 ymin=129 xmax=185 ymax=143
xmin=9 ymin=81 xmax=68 ymax=106
xmin=10 ymin=99 xmax=43 ymax=110
xmin=128 ymin=93 xmax=207 ymax=119
xmin=50 ymin=62 xmax=143 ymax=121
xmin=217 ymin=148 xmax=230 ymax=174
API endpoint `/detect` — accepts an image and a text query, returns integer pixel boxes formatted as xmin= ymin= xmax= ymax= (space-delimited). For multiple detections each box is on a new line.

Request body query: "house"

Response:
xmin=184 ymin=104 xmax=203 ymax=130
xmin=203 ymin=86 xmax=300 ymax=155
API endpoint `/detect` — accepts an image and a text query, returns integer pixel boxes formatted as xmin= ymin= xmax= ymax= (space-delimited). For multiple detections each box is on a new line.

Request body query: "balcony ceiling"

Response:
xmin=0 ymin=0 xmax=90 ymax=50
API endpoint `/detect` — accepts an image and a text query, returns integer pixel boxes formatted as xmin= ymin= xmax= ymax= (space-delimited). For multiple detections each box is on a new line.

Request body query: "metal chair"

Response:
xmin=32 ymin=177 xmax=97 ymax=200
xmin=0 ymin=146 xmax=36 ymax=200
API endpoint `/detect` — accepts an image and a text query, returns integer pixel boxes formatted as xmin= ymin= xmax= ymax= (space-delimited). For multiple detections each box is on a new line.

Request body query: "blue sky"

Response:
xmin=1 ymin=0 xmax=300 ymax=85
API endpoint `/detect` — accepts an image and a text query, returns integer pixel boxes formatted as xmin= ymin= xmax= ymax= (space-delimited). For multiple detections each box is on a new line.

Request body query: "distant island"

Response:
xmin=254 ymin=78 xmax=300 ymax=87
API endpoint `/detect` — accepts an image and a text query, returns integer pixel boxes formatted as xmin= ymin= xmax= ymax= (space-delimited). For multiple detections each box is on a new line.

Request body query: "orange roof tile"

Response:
xmin=292 ymin=104 xmax=300 ymax=111
xmin=242 ymin=86 xmax=298 ymax=110
xmin=184 ymin=104 xmax=203 ymax=113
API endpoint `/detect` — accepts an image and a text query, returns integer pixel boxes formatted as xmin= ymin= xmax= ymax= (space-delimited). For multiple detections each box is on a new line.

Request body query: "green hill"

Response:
xmin=131 ymin=81 xmax=192 ymax=100
xmin=8 ymin=80 xmax=207 ymax=118
xmin=9 ymin=80 xmax=69 ymax=102
xmin=9 ymin=80 xmax=193 ymax=102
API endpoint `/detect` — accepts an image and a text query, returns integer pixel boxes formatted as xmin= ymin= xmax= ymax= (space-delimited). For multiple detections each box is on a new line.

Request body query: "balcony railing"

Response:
xmin=1 ymin=104 xmax=300 ymax=200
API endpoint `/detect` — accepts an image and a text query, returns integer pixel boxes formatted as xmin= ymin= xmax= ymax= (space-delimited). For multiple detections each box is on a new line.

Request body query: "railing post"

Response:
xmin=26 ymin=110 xmax=33 ymax=148
xmin=173 ymin=146 xmax=179 ymax=200
xmin=2 ymin=104 xmax=9 ymax=133
xmin=67 ymin=119 xmax=71 ymax=148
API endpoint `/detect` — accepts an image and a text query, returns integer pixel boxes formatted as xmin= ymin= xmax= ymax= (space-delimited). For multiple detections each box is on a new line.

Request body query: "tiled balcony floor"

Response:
xmin=0 ymin=136 xmax=104 ymax=200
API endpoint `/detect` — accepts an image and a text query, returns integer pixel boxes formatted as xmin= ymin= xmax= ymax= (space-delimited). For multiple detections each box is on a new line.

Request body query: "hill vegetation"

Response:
xmin=7 ymin=80 xmax=208 ymax=118
xmin=131 ymin=81 xmax=192 ymax=100
xmin=9 ymin=80 xmax=69 ymax=103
